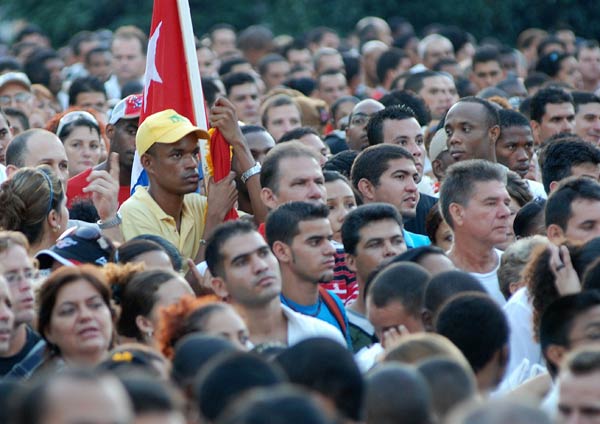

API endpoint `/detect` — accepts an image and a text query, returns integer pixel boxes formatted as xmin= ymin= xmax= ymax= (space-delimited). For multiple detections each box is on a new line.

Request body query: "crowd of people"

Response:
xmin=0 ymin=13 xmax=599 ymax=424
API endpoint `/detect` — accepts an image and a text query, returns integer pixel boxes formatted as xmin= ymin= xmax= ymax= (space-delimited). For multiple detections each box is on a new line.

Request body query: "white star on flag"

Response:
xmin=143 ymin=21 xmax=163 ymax=112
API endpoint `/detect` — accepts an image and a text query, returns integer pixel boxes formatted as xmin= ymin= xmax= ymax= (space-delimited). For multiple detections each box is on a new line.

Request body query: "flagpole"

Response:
xmin=176 ymin=0 xmax=211 ymax=190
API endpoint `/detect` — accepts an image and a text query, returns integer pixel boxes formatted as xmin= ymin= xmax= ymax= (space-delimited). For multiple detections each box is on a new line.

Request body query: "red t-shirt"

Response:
xmin=67 ymin=168 xmax=131 ymax=208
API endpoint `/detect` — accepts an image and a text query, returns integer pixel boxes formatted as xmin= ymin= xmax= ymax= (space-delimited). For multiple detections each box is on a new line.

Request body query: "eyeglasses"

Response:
xmin=350 ymin=114 xmax=369 ymax=127
xmin=0 ymin=92 xmax=32 ymax=106
xmin=56 ymin=110 xmax=99 ymax=136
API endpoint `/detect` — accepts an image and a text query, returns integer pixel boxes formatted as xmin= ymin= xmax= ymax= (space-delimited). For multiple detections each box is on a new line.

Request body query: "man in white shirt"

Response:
xmin=206 ymin=219 xmax=346 ymax=347
xmin=439 ymin=159 xmax=511 ymax=306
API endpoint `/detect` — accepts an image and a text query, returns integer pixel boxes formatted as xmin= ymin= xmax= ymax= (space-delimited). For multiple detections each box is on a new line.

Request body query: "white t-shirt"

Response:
xmin=526 ymin=179 xmax=547 ymax=199
xmin=503 ymin=287 xmax=544 ymax=380
xmin=282 ymin=304 xmax=347 ymax=347
xmin=469 ymin=249 xmax=506 ymax=306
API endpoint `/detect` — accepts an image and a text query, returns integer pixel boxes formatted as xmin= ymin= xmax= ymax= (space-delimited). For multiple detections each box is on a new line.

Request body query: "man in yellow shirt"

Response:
xmin=119 ymin=99 xmax=264 ymax=265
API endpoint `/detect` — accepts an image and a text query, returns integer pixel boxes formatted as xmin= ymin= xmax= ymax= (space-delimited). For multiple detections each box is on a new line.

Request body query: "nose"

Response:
xmin=251 ymin=254 xmax=269 ymax=275
xmin=0 ymin=302 xmax=12 ymax=322
xmin=515 ymin=147 xmax=529 ymax=161
xmin=499 ymin=202 xmax=511 ymax=218
xmin=308 ymin=181 xmax=324 ymax=201
xmin=383 ymin=240 xmax=399 ymax=257
xmin=406 ymin=177 xmax=418 ymax=193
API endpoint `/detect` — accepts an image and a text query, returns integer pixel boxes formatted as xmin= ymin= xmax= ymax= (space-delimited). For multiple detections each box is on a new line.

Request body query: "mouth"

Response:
xmin=78 ymin=326 xmax=101 ymax=339
xmin=450 ymin=150 xmax=465 ymax=161
xmin=0 ymin=327 xmax=11 ymax=341
xmin=255 ymin=274 xmax=277 ymax=288
xmin=183 ymin=174 xmax=200 ymax=184
xmin=403 ymin=196 xmax=418 ymax=207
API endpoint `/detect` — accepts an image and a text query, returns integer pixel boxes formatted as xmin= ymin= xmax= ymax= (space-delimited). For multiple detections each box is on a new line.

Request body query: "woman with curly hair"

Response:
xmin=106 ymin=264 xmax=193 ymax=346
xmin=157 ymin=296 xmax=250 ymax=358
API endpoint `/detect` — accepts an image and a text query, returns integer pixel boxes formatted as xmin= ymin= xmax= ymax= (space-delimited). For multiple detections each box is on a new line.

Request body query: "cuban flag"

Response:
xmin=131 ymin=0 xmax=208 ymax=193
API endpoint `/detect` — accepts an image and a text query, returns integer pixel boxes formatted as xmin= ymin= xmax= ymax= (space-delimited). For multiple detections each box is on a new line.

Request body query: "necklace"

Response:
xmin=281 ymin=295 xmax=322 ymax=317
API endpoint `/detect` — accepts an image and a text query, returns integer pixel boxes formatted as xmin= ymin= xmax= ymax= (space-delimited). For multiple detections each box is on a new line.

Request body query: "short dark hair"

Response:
xmin=498 ymin=109 xmax=530 ymax=129
xmin=316 ymin=68 xmax=346 ymax=89
xmin=222 ymin=72 xmax=256 ymax=96
xmin=417 ymin=357 xmax=477 ymax=419
xmin=545 ymin=177 xmax=600 ymax=231
xmin=277 ymin=126 xmax=319 ymax=144
xmin=3 ymin=107 xmax=29 ymax=131
xmin=205 ymin=220 xmax=257 ymax=278
xmin=439 ymin=160 xmax=507 ymax=228
xmin=530 ymin=87 xmax=574 ymax=123
xmin=341 ymin=203 xmax=404 ymax=255
xmin=378 ymin=90 xmax=431 ymax=127
xmin=120 ymin=375 xmax=181 ymax=416
xmin=435 ymin=292 xmax=509 ymax=373
xmin=424 ymin=270 xmax=486 ymax=316
xmin=84 ymin=46 xmax=110 ymax=65
xmin=219 ymin=57 xmax=250 ymax=76
xmin=260 ymin=141 xmax=320 ymax=193
xmin=513 ymin=198 xmax=546 ymax=238
xmin=365 ymin=363 xmax=432 ymax=424
xmin=540 ymin=291 xmax=600 ymax=376
xmin=453 ymin=96 xmax=500 ymax=128
xmin=194 ymin=352 xmax=286 ymax=422
xmin=404 ymin=70 xmax=443 ymax=94
xmin=572 ymin=91 xmax=600 ymax=113
xmin=133 ymin=234 xmax=183 ymax=272
xmin=241 ymin=124 xmax=268 ymax=135
xmin=367 ymin=262 xmax=430 ymax=317
xmin=274 ymin=337 xmax=364 ymax=421
xmin=540 ymin=138 xmax=600 ymax=193
xmin=535 ymin=52 xmax=573 ymax=78
xmin=68 ymin=76 xmax=107 ymax=106
xmin=366 ymin=105 xmax=418 ymax=146
xmin=471 ymin=45 xmax=501 ymax=69
xmin=265 ymin=201 xmax=329 ymax=248
xmin=376 ymin=48 xmax=408 ymax=85
xmin=351 ymin=144 xmax=414 ymax=189
xmin=324 ymin=150 xmax=358 ymax=178
xmin=259 ymin=53 xmax=287 ymax=74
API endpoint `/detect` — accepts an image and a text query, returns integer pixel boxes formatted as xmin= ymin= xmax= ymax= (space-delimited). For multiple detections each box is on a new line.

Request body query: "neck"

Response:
xmin=448 ymin=235 xmax=499 ymax=273
xmin=348 ymin=276 xmax=366 ymax=315
xmin=64 ymin=350 xmax=108 ymax=367
xmin=31 ymin=230 xmax=58 ymax=254
xmin=236 ymin=299 xmax=287 ymax=344
xmin=582 ymin=77 xmax=600 ymax=91
xmin=147 ymin=184 xmax=184 ymax=227
xmin=1 ymin=324 xmax=27 ymax=358
xmin=280 ymin=268 xmax=320 ymax=306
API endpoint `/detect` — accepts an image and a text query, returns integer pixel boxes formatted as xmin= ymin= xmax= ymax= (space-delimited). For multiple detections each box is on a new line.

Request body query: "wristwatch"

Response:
xmin=97 ymin=212 xmax=122 ymax=229
xmin=240 ymin=162 xmax=262 ymax=184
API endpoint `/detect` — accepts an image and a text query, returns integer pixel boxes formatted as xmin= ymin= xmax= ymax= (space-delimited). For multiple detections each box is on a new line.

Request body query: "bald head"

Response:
xmin=346 ymin=99 xmax=385 ymax=151
xmin=6 ymin=128 xmax=69 ymax=186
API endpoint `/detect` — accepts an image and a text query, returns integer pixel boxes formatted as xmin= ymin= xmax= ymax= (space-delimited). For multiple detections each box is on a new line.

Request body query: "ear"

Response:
xmin=271 ymin=240 xmax=292 ymax=263
xmin=545 ymin=344 xmax=567 ymax=371
xmin=448 ymin=202 xmax=464 ymax=227
xmin=260 ymin=187 xmax=278 ymax=210
xmin=530 ymin=120 xmax=542 ymax=145
xmin=5 ymin=164 xmax=18 ymax=180
xmin=210 ymin=276 xmax=230 ymax=299
xmin=135 ymin=315 xmax=154 ymax=335
xmin=357 ymin=178 xmax=376 ymax=201
xmin=345 ymin=253 xmax=357 ymax=273
xmin=105 ymin=123 xmax=115 ymax=140
xmin=140 ymin=152 xmax=153 ymax=172
xmin=546 ymin=223 xmax=565 ymax=244
xmin=421 ymin=309 xmax=434 ymax=332
xmin=549 ymin=180 xmax=559 ymax=193
xmin=489 ymin=125 xmax=500 ymax=144
xmin=47 ymin=208 xmax=62 ymax=233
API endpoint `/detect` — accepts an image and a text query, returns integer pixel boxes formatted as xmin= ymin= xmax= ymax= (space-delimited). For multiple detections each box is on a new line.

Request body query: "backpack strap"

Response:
xmin=319 ymin=286 xmax=347 ymax=334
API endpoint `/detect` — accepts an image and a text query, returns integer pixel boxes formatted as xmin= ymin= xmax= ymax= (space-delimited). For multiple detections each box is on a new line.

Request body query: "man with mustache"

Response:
xmin=207 ymin=219 xmax=345 ymax=347
xmin=266 ymin=201 xmax=352 ymax=348
xmin=119 ymin=98 xmax=262 ymax=267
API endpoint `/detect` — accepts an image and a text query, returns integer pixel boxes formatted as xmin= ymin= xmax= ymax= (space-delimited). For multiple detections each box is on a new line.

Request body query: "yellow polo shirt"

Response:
xmin=119 ymin=186 xmax=208 ymax=261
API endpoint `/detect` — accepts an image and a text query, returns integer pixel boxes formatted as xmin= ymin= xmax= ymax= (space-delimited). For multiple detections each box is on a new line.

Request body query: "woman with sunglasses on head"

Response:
xmin=0 ymin=166 xmax=68 ymax=254
xmin=37 ymin=265 xmax=114 ymax=370
xmin=55 ymin=110 xmax=102 ymax=178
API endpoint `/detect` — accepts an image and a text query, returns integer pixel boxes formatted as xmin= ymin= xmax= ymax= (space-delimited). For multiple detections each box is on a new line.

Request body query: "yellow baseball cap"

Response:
xmin=136 ymin=109 xmax=210 ymax=155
